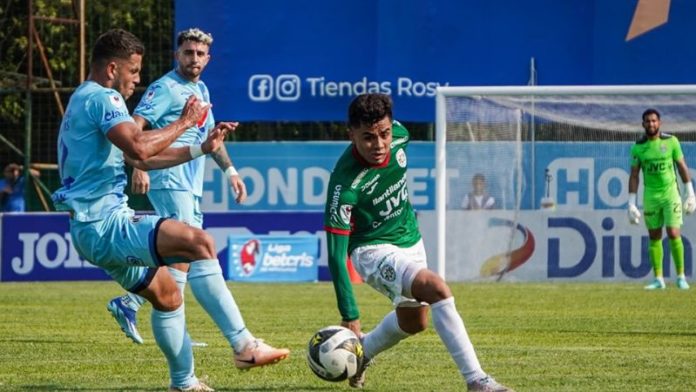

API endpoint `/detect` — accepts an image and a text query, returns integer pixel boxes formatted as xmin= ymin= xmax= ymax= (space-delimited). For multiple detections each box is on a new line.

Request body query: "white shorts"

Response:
xmin=350 ymin=239 xmax=427 ymax=307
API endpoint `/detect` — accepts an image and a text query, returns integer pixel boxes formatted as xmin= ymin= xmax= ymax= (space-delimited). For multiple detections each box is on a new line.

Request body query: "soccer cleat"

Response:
xmin=467 ymin=375 xmax=515 ymax=392
xmin=676 ymin=277 xmax=690 ymax=290
xmin=644 ymin=279 xmax=666 ymax=290
xmin=168 ymin=381 xmax=214 ymax=392
xmin=107 ymin=297 xmax=143 ymax=344
xmin=348 ymin=357 xmax=373 ymax=389
xmin=233 ymin=339 xmax=290 ymax=370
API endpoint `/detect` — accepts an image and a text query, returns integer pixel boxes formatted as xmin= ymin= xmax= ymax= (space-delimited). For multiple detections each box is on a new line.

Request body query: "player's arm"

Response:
xmin=675 ymin=157 xmax=696 ymax=214
xmin=108 ymin=95 xmax=207 ymax=161
xmin=126 ymin=122 xmax=233 ymax=171
xmin=129 ymin=116 xmax=151 ymax=194
xmin=209 ymin=123 xmax=247 ymax=204
xmin=326 ymin=231 xmax=361 ymax=332
xmin=628 ymin=157 xmax=642 ymax=224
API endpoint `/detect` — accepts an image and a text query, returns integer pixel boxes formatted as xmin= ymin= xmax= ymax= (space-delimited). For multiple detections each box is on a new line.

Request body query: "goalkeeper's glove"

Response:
xmin=683 ymin=181 xmax=696 ymax=215
xmin=628 ymin=193 xmax=641 ymax=225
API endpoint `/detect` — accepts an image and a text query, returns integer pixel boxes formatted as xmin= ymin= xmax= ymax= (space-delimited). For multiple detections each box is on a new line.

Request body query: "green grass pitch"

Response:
xmin=0 ymin=281 xmax=694 ymax=391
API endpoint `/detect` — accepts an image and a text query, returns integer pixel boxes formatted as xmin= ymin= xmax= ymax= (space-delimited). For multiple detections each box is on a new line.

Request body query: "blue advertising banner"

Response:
xmin=176 ymin=0 xmax=696 ymax=121
xmin=227 ymin=235 xmax=319 ymax=282
xmin=0 ymin=213 xmax=109 ymax=282
xmin=204 ymin=141 xmax=696 ymax=212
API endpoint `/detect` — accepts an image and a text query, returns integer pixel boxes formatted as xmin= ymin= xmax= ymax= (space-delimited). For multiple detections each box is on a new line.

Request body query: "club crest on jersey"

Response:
xmin=396 ymin=149 xmax=407 ymax=168
xmin=379 ymin=263 xmax=397 ymax=282
xmin=339 ymin=204 xmax=352 ymax=225
xmin=660 ymin=143 xmax=667 ymax=154
xmin=109 ymin=94 xmax=125 ymax=108
xmin=196 ymin=107 xmax=209 ymax=132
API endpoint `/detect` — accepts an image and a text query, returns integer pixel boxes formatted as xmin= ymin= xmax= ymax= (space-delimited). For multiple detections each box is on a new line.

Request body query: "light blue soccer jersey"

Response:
xmin=134 ymin=70 xmax=215 ymax=196
xmin=52 ymin=81 xmax=134 ymax=222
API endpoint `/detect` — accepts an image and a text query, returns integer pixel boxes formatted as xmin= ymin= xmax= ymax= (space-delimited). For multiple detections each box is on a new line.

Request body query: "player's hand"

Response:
xmin=202 ymin=122 xmax=237 ymax=154
xmin=229 ymin=175 xmax=247 ymax=204
xmin=684 ymin=195 xmax=696 ymax=215
xmin=341 ymin=319 xmax=362 ymax=338
xmin=131 ymin=168 xmax=150 ymax=194
xmin=180 ymin=95 xmax=211 ymax=128
xmin=628 ymin=203 xmax=641 ymax=225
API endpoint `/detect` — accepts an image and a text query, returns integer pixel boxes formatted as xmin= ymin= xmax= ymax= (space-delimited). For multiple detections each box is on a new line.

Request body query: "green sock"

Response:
xmin=649 ymin=239 xmax=663 ymax=277
xmin=669 ymin=237 xmax=685 ymax=276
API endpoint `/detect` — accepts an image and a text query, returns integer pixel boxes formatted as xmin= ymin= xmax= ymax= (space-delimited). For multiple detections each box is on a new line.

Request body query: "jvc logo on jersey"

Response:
xmin=249 ymin=74 xmax=301 ymax=102
xmin=10 ymin=232 xmax=96 ymax=275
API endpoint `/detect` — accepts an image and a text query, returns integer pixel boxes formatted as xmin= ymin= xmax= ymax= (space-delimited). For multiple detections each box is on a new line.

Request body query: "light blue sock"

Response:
xmin=121 ymin=292 xmax=146 ymax=312
xmin=188 ymin=259 xmax=253 ymax=352
xmin=151 ymin=304 xmax=197 ymax=389
xmin=168 ymin=267 xmax=188 ymax=298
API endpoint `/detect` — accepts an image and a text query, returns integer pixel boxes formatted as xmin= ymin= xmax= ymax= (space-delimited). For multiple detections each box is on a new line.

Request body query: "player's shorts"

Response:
xmin=69 ymin=206 xmax=165 ymax=292
xmin=643 ymin=192 xmax=682 ymax=230
xmin=350 ymin=239 xmax=427 ymax=308
xmin=148 ymin=189 xmax=203 ymax=228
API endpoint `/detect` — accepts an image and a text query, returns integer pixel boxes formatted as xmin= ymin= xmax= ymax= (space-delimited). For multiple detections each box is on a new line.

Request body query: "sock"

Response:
xmin=188 ymin=259 xmax=253 ymax=352
xmin=151 ymin=304 xmax=197 ymax=388
xmin=168 ymin=267 xmax=188 ymax=297
xmin=361 ymin=311 xmax=410 ymax=359
xmin=669 ymin=237 xmax=685 ymax=276
xmin=431 ymin=297 xmax=486 ymax=383
xmin=648 ymin=239 xmax=663 ymax=278
xmin=121 ymin=292 xmax=146 ymax=312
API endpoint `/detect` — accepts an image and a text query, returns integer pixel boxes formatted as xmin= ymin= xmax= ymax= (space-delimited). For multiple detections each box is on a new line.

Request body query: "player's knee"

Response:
xmin=186 ymin=228 xmax=216 ymax=260
xmin=412 ymin=271 xmax=452 ymax=304
xmin=151 ymin=288 xmax=182 ymax=311
xmin=397 ymin=309 xmax=428 ymax=334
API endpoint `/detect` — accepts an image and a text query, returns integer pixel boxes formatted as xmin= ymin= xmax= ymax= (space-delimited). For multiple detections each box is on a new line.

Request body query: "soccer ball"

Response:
xmin=307 ymin=325 xmax=364 ymax=382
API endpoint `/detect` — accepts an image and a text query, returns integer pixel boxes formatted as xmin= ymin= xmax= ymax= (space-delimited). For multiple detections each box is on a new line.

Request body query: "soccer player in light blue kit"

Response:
xmin=52 ymin=29 xmax=279 ymax=392
xmin=105 ymin=28 xmax=288 ymax=372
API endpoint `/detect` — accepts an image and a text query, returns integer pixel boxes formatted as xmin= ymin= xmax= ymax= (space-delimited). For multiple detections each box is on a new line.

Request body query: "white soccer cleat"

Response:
xmin=467 ymin=375 xmax=515 ymax=392
xmin=168 ymin=381 xmax=214 ymax=392
xmin=233 ymin=339 xmax=290 ymax=370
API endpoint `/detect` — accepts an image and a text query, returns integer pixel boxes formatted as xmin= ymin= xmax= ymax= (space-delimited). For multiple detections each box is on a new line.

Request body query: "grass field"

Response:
xmin=0 ymin=281 xmax=694 ymax=391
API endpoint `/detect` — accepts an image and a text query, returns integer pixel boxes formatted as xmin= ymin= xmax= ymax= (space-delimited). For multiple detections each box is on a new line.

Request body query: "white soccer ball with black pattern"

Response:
xmin=307 ymin=325 xmax=364 ymax=382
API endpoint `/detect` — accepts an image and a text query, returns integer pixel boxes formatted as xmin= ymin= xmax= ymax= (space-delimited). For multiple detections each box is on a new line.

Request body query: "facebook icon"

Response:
xmin=249 ymin=74 xmax=273 ymax=102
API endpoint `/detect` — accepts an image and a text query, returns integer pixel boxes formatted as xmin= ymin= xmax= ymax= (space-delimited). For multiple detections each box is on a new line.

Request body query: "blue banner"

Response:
xmin=0 ymin=213 xmax=109 ymax=282
xmin=204 ymin=141 xmax=696 ymax=212
xmin=227 ymin=235 xmax=319 ymax=282
xmin=176 ymin=0 xmax=696 ymax=121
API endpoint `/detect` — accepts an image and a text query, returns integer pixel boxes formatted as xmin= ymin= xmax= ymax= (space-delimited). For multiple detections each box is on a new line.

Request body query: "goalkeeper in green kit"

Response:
xmin=323 ymin=93 xmax=513 ymax=391
xmin=628 ymin=108 xmax=695 ymax=290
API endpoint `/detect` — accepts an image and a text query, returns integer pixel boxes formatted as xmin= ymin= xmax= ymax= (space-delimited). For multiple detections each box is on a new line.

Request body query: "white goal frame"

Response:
xmin=434 ymin=84 xmax=696 ymax=279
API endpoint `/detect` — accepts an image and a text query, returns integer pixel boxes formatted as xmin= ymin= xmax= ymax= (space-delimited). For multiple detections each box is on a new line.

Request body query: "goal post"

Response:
xmin=434 ymin=84 xmax=696 ymax=281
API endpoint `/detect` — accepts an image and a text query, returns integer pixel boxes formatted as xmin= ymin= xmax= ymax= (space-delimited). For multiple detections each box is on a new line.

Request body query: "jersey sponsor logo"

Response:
xmin=396 ymin=149 xmax=407 ymax=168
xmin=350 ymin=169 xmax=368 ymax=190
xmin=104 ymin=110 xmax=127 ymax=122
xmin=339 ymin=204 xmax=352 ymax=225
xmin=328 ymin=184 xmax=342 ymax=219
xmin=361 ymin=174 xmax=380 ymax=195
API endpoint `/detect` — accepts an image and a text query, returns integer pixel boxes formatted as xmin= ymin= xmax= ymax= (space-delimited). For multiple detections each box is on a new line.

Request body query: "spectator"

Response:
xmin=462 ymin=173 xmax=496 ymax=210
xmin=0 ymin=163 xmax=39 ymax=212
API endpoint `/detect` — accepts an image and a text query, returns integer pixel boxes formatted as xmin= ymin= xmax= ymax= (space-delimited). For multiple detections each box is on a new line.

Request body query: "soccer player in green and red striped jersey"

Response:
xmin=323 ymin=93 xmax=513 ymax=392
xmin=628 ymin=108 xmax=695 ymax=290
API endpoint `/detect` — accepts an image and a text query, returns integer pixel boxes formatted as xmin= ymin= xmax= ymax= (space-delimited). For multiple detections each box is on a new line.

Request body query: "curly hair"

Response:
xmin=348 ymin=93 xmax=393 ymax=129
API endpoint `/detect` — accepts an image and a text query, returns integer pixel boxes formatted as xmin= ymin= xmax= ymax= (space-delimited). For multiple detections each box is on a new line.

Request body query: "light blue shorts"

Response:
xmin=148 ymin=189 xmax=203 ymax=229
xmin=70 ymin=207 xmax=165 ymax=292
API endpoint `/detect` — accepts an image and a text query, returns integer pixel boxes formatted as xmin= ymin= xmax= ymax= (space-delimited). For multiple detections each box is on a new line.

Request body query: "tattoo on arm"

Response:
xmin=211 ymin=147 xmax=233 ymax=170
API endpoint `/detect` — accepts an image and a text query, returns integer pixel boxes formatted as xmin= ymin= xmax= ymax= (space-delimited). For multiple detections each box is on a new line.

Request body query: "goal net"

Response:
xmin=434 ymin=85 xmax=696 ymax=281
